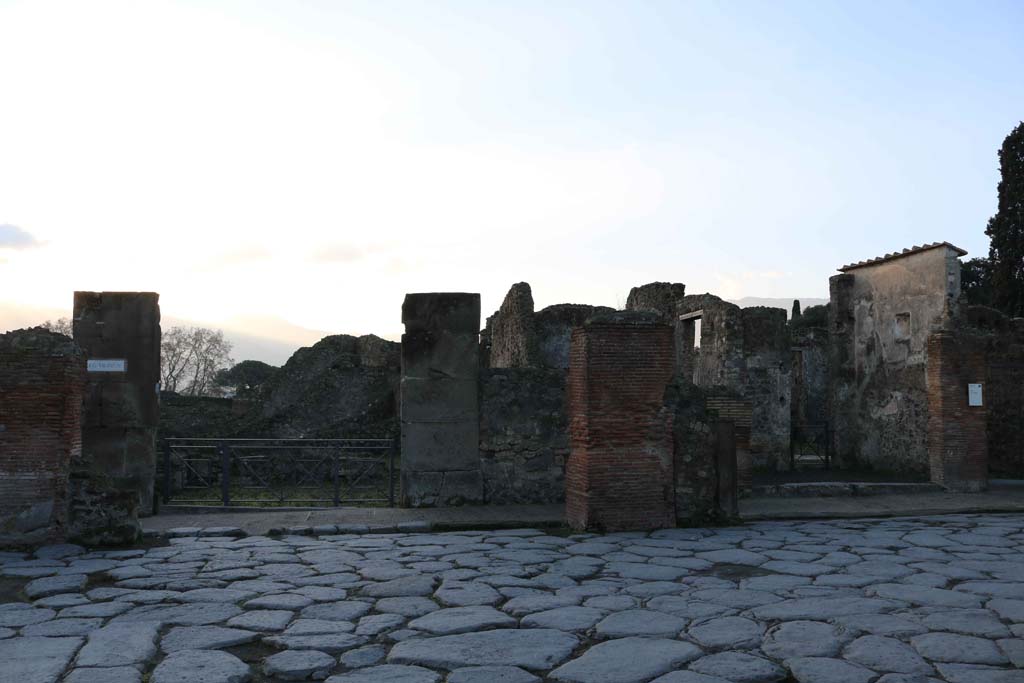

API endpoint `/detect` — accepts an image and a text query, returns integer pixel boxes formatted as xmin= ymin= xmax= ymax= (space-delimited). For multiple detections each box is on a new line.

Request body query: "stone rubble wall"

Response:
xmin=478 ymin=368 xmax=568 ymax=504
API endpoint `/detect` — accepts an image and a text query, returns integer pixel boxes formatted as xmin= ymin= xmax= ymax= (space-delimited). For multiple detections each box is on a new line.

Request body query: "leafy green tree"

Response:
xmin=987 ymin=122 xmax=1024 ymax=317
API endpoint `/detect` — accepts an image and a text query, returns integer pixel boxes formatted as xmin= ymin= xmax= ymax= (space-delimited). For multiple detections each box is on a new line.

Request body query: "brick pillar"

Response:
xmin=566 ymin=311 xmax=676 ymax=532
xmin=0 ymin=328 xmax=85 ymax=545
xmin=73 ymin=292 xmax=161 ymax=515
xmin=400 ymin=293 xmax=483 ymax=506
xmin=927 ymin=330 xmax=988 ymax=492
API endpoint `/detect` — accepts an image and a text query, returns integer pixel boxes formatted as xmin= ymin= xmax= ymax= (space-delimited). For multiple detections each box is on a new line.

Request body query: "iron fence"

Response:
xmin=160 ymin=438 xmax=396 ymax=507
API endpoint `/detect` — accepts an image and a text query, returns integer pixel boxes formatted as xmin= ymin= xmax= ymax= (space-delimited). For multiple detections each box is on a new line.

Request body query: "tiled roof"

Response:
xmin=838 ymin=242 xmax=968 ymax=272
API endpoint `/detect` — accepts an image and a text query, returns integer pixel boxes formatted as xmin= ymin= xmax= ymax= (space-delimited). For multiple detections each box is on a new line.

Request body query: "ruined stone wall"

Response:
xmin=828 ymin=247 xmax=962 ymax=475
xmin=677 ymin=296 xmax=791 ymax=471
xmin=566 ymin=312 xmax=676 ymax=532
xmin=484 ymin=282 xmax=612 ymax=370
xmin=534 ymin=304 xmax=614 ymax=369
xmin=261 ymin=334 xmax=400 ymax=439
xmin=479 ymin=368 xmax=567 ymax=504
xmin=73 ymin=292 xmax=161 ymax=515
xmin=741 ymin=307 xmax=791 ymax=470
xmin=0 ymin=329 xmax=84 ymax=546
xmin=678 ymin=295 xmax=745 ymax=388
xmin=488 ymin=283 xmax=538 ymax=369
xmin=671 ymin=381 xmax=739 ymax=525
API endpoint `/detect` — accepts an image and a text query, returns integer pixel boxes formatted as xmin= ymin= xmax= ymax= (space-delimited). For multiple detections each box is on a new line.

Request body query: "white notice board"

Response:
xmin=87 ymin=359 xmax=127 ymax=372
xmin=968 ymin=383 xmax=983 ymax=407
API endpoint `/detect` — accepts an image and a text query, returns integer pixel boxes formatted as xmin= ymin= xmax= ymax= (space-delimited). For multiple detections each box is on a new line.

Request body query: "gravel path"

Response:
xmin=2 ymin=514 xmax=1024 ymax=682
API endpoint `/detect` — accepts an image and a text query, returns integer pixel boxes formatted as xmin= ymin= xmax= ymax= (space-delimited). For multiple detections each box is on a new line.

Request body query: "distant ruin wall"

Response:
xmin=677 ymin=296 xmax=791 ymax=471
xmin=479 ymin=368 xmax=567 ymax=504
xmin=0 ymin=329 xmax=84 ymax=546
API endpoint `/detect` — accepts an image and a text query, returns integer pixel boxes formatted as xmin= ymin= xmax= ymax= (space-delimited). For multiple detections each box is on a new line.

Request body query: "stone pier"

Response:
xmin=400 ymin=293 xmax=483 ymax=506
xmin=73 ymin=292 xmax=161 ymax=515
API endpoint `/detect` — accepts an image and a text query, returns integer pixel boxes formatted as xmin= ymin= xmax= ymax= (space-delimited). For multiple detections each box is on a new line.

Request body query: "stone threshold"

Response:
xmin=748 ymin=481 xmax=942 ymax=498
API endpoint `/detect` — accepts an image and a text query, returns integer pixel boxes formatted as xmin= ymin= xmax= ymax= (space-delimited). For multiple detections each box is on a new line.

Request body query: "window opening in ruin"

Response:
xmin=894 ymin=312 xmax=911 ymax=342
xmin=694 ymin=318 xmax=702 ymax=349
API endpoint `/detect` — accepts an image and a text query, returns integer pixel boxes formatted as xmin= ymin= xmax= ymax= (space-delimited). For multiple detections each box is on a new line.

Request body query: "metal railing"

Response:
xmin=160 ymin=437 xmax=397 ymax=507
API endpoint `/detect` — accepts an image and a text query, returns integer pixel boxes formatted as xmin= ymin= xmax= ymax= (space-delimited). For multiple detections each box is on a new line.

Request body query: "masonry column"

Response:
xmin=927 ymin=329 xmax=988 ymax=492
xmin=0 ymin=329 xmax=85 ymax=545
xmin=73 ymin=292 xmax=161 ymax=515
xmin=400 ymin=293 xmax=483 ymax=506
xmin=566 ymin=311 xmax=676 ymax=532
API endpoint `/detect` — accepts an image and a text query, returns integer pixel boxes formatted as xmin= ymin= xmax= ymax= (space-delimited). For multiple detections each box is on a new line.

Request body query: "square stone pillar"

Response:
xmin=0 ymin=328 xmax=85 ymax=545
xmin=73 ymin=292 xmax=161 ymax=515
xmin=566 ymin=311 xmax=676 ymax=532
xmin=927 ymin=329 xmax=988 ymax=492
xmin=400 ymin=293 xmax=483 ymax=506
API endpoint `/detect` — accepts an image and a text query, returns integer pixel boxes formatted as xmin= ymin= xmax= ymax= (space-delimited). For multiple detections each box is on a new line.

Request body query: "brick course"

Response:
xmin=0 ymin=328 xmax=85 ymax=544
xmin=566 ymin=313 xmax=676 ymax=532
xmin=926 ymin=329 xmax=988 ymax=492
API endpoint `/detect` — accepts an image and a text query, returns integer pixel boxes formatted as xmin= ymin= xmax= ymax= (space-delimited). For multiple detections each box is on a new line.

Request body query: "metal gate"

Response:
xmin=160 ymin=438 xmax=397 ymax=507
xmin=790 ymin=422 xmax=830 ymax=470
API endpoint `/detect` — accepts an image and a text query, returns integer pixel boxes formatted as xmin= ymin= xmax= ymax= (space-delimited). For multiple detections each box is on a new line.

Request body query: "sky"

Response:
xmin=1 ymin=0 xmax=1022 ymax=361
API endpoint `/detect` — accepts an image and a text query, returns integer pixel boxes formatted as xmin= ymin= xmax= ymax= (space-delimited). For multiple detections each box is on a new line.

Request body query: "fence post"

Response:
xmin=332 ymin=452 xmax=341 ymax=507
xmin=388 ymin=438 xmax=397 ymax=507
xmin=162 ymin=440 xmax=173 ymax=504
xmin=219 ymin=443 xmax=231 ymax=506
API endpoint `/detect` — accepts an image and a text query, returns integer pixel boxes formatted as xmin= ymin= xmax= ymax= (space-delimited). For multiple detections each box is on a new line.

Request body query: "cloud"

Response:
xmin=0 ymin=224 xmax=41 ymax=250
xmin=311 ymin=243 xmax=366 ymax=264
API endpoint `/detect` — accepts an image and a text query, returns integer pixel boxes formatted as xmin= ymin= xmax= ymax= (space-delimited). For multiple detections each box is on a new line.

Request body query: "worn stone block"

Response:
xmin=402 ymin=293 xmax=481 ymax=335
xmin=401 ymin=421 xmax=480 ymax=472
xmin=401 ymin=331 xmax=479 ymax=381
xmin=400 ymin=378 xmax=478 ymax=423
xmin=400 ymin=469 xmax=484 ymax=507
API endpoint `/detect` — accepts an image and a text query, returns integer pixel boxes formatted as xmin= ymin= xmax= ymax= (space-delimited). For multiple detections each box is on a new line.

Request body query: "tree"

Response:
xmin=161 ymin=326 xmax=234 ymax=396
xmin=41 ymin=317 xmax=72 ymax=336
xmin=215 ymin=360 xmax=279 ymax=399
xmin=986 ymin=122 xmax=1024 ymax=317
xmin=961 ymin=257 xmax=995 ymax=307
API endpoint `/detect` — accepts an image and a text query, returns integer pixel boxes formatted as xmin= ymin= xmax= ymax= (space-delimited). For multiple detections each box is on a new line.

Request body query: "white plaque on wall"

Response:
xmin=87 ymin=359 xmax=127 ymax=372
xmin=968 ymin=383 xmax=983 ymax=407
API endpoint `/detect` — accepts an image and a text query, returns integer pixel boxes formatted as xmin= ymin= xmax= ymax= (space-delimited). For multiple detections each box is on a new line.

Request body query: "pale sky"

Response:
xmin=1 ymin=0 xmax=1022 ymax=358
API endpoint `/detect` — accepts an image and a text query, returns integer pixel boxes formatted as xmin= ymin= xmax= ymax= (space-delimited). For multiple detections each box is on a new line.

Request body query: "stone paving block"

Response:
xmin=549 ymin=637 xmax=702 ymax=683
xmin=0 ymin=636 xmax=83 ymax=683
xmin=151 ymin=649 xmax=251 ymax=683
xmin=388 ymin=629 xmax=578 ymax=670
xmin=263 ymin=649 xmax=336 ymax=680
xmin=64 ymin=667 xmax=143 ymax=683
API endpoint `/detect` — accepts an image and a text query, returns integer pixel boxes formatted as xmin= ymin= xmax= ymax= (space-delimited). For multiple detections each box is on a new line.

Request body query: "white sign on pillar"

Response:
xmin=87 ymin=359 xmax=127 ymax=372
xmin=968 ymin=383 xmax=983 ymax=407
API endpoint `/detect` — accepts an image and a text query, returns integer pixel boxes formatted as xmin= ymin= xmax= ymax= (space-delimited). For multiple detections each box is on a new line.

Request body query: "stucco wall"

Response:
xmin=829 ymin=245 xmax=962 ymax=474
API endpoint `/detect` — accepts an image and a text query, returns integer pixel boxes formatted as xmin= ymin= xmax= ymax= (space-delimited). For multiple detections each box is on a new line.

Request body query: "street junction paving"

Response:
xmin=2 ymin=514 xmax=1024 ymax=682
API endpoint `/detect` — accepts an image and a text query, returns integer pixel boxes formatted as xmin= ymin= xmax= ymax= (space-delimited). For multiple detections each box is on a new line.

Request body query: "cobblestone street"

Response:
xmin=2 ymin=514 xmax=1024 ymax=683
